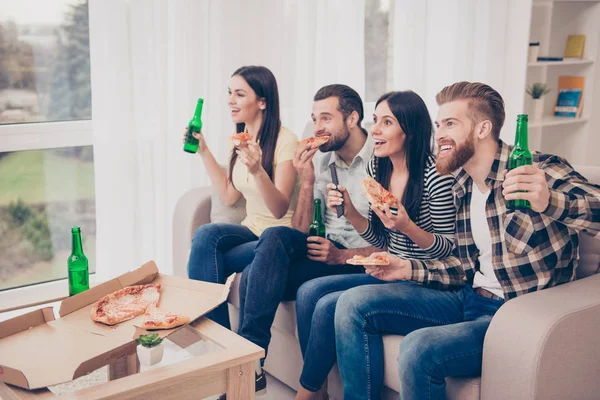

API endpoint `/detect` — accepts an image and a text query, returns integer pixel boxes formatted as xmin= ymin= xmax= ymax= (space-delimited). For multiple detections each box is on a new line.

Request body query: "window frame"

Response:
xmin=0 ymin=120 xmax=93 ymax=153
xmin=0 ymin=120 xmax=95 ymax=305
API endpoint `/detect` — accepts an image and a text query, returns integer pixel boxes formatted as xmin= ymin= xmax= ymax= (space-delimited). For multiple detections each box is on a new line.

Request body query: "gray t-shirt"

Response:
xmin=313 ymin=136 xmax=374 ymax=249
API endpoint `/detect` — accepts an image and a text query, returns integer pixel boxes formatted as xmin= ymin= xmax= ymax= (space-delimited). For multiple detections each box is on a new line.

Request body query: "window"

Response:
xmin=364 ymin=0 xmax=393 ymax=103
xmin=0 ymin=0 xmax=94 ymax=292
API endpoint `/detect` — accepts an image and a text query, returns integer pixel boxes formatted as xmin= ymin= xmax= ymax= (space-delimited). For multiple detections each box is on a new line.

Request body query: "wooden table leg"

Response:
xmin=226 ymin=361 xmax=254 ymax=400
xmin=108 ymin=351 xmax=139 ymax=381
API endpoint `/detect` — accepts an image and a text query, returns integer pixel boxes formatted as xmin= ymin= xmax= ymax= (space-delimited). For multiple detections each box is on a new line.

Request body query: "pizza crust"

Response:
xmin=90 ymin=284 xmax=161 ymax=326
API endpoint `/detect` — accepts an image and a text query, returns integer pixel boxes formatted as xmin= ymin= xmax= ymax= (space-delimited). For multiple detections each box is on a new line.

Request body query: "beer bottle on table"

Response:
xmin=184 ymin=98 xmax=204 ymax=153
xmin=68 ymin=226 xmax=89 ymax=296
xmin=309 ymin=199 xmax=326 ymax=238
xmin=507 ymin=114 xmax=533 ymax=210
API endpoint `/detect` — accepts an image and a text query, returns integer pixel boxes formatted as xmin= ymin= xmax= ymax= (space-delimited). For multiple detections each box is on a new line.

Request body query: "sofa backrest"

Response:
xmin=573 ymin=165 xmax=600 ymax=278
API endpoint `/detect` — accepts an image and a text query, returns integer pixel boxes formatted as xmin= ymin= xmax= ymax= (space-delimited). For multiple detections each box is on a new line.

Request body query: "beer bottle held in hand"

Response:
xmin=68 ymin=226 xmax=89 ymax=296
xmin=184 ymin=98 xmax=204 ymax=153
xmin=309 ymin=199 xmax=326 ymax=238
xmin=507 ymin=114 xmax=533 ymax=210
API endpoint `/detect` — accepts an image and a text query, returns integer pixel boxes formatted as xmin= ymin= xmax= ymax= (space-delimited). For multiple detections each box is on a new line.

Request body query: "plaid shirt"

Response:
xmin=410 ymin=140 xmax=600 ymax=300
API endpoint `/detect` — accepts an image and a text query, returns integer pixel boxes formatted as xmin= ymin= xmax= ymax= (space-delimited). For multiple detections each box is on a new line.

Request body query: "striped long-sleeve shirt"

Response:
xmin=360 ymin=155 xmax=456 ymax=260
xmin=410 ymin=141 xmax=600 ymax=299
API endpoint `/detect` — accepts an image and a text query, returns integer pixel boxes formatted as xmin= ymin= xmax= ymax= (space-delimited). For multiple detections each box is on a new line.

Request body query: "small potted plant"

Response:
xmin=526 ymin=83 xmax=551 ymax=119
xmin=136 ymin=333 xmax=164 ymax=366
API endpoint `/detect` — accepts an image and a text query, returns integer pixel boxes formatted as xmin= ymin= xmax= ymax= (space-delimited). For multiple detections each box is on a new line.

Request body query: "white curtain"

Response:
xmin=88 ymin=0 xmax=365 ymax=280
xmin=391 ymin=0 xmax=532 ymax=141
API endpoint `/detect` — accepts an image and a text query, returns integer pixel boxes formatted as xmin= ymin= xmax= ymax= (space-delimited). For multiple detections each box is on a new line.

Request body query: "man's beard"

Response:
xmin=436 ymin=129 xmax=476 ymax=175
xmin=319 ymin=124 xmax=351 ymax=152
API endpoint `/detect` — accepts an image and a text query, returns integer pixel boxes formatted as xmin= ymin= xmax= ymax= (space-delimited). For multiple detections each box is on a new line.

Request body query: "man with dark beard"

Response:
xmin=334 ymin=81 xmax=600 ymax=400
xmin=235 ymin=84 xmax=378 ymax=396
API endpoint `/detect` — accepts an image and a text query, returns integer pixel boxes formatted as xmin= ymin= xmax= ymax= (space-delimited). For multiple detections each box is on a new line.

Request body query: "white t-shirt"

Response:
xmin=470 ymin=185 xmax=504 ymax=299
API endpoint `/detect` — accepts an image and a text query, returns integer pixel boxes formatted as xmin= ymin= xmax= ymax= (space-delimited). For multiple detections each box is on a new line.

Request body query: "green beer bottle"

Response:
xmin=309 ymin=199 xmax=326 ymax=238
xmin=68 ymin=226 xmax=89 ymax=296
xmin=507 ymin=114 xmax=533 ymax=210
xmin=184 ymin=98 xmax=204 ymax=153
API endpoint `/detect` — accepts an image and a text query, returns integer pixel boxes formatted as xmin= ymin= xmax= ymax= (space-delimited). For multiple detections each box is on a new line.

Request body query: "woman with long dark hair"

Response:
xmin=294 ymin=91 xmax=455 ymax=400
xmin=186 ymin=65 xmax=298 ymax=330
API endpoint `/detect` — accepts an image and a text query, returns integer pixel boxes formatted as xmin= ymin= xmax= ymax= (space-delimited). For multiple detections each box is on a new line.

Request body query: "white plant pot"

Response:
xmin=531 ymin=98 xmax=545 ymax=120
xmin=137 ymin=343 xmax=164 ymax=366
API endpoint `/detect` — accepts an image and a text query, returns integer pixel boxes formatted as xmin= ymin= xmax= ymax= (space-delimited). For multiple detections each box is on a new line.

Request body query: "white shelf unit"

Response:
xmin=525 ymin=0 xmax=600 ymax=165
xmin=528 ymin=59 xmax=594 ymax=67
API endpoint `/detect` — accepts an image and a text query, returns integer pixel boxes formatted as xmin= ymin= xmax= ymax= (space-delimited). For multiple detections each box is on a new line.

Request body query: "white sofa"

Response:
xmin=173 ymin=165 xmax=600 ymax=400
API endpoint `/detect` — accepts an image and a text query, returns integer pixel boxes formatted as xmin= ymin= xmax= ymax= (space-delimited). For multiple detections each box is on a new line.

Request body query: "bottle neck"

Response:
xmin=193 ymin=100 xmax=204 ymax=119
xmin=72 ymin=232 xmax=83 ymax=255
xmin=514 ymin=119 xmax=529 ymax=149
xmin=313 ymin=201 xmax=322 ymax=222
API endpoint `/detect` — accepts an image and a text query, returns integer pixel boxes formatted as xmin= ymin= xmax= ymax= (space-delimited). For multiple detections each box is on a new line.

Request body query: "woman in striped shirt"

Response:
xmin=294 ymin=90 xmax=456 ymax=400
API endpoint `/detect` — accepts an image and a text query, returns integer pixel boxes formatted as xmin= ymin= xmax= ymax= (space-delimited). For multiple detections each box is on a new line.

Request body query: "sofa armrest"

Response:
xmin=172 ymin=187 xmax=212 ymax=277
xmin=481 ymin=274 xmax=600 ymax=400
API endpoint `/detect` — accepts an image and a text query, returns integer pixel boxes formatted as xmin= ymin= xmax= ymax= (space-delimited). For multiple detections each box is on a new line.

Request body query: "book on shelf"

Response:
xmin=537 ymin=56 xmax=564 ymax=62
xmin=553 ymin=76 xmax=585 ymax=118
xmin=564 ymin=34 xmax=585 ymax=59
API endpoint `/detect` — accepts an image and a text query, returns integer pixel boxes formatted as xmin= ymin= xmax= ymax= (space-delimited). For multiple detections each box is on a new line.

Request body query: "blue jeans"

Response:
xmin=187 ymin=223 xmax=258 ymax=329
xmin=295 ymin=273 xmax=383 ymax=392
xmin=238 ymin=226 xmax=363 ymax=359
xmin=334 ymin=281 xmax=504 ymax=400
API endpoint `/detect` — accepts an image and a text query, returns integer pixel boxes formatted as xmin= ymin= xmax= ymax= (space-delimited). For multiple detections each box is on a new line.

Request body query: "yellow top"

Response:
xmin=231 ymin=126 xmax=299 ymax=236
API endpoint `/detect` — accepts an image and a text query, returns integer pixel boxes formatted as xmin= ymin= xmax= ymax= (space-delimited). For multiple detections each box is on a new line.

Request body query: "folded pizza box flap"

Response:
xmin=0 ymin=261 xmax=232 ymax=390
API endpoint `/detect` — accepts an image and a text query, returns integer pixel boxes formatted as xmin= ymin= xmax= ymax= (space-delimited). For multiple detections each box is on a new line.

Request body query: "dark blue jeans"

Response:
xmin=295 ymin=273 xmax=383 ymax=392
xmin=187 ymin=223 xmax=258 ymax=329
xmin=334 ymin=281 xmax=504 ymax=400
xmin=237 ymin=226 xmax=363 ymax=360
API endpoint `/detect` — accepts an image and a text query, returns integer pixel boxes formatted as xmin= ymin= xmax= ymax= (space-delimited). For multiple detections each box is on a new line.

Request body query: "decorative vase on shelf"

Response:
xmin=526 ymin=83 xmax=551 ymax=122
xmin=136 ymin=333 xmax=164 ymax=366
xmin=532 ymin=98 xmax=545 ymax=120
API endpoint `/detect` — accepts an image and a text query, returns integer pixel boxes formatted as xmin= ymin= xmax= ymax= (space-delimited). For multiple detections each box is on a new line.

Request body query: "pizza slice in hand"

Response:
xmin=360 ymin=176 xmax=397 ymax=210
xmin=346 ymin=254 xmax=390 ymax=266
xmin=142 ymin=306 xmax=191 ymax=330
xmin=230 ymin=132 xmax=253 ymax=147
xmin=299 ymin=136 xmax=330 ymax=149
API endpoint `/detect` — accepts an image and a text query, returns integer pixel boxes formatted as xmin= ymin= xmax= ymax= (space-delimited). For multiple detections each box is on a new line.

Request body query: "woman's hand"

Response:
xmin=237 ymin=142 xmax=263 ymax=175
xmin=183 ymin=126 xmax=208 ymax=154
xmin=372 ymin=202 xmax=412 ymax=233
xmin=364 ymin=252 xmax=411 ymax=281
xmin=327 ymin=183 xmax=357 ymax=218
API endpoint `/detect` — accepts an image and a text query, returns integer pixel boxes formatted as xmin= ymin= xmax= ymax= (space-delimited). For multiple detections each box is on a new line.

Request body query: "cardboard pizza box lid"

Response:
xmin=0 ymin=261 xmax=233 ymax=390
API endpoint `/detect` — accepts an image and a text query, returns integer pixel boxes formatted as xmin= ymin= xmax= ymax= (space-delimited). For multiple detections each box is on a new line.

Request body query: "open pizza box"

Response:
xmin=0 ymin=260 xmax=234 ymax=390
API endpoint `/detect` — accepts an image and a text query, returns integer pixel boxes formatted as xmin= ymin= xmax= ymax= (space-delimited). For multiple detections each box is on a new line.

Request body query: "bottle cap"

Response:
xmin=72 ymin=226 xmax=81 ymax=233
xmin=517 ymin=114 xmax=528 ymax=121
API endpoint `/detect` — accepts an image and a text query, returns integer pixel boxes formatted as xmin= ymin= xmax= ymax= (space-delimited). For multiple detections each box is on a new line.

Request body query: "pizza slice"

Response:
xmin=91 ymin=283 xmax=161 ymax=326
xmin=346 ymin=254 xmax=390 ymax=266
xmin=230 ymin=132 xmax=253 ymax=146
xmin=141 ymin=306 xmax=191 ymax=330
xmin=299 ymin=136 xmax=330 ymax=149
xmin=360 ymin=176 xmax=397 ymax=211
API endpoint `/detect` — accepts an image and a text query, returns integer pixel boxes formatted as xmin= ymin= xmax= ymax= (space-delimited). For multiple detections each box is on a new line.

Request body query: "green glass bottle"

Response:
xmin=68 ymin=226 xmax=89 ymax=296
xmin=184 ymin=98 xmax=204 ymax=153
xmin=507 ymin=114 xmax=533 ymax=210
xmin=309 ymin=199 xmax=326 ymax=238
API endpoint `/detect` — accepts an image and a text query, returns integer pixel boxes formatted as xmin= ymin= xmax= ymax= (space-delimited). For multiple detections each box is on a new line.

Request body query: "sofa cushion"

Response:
xmin=577 ymin=232 xmax=600 ymax=279
xmin=210 ymin=189 xmax=246 ymax=224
